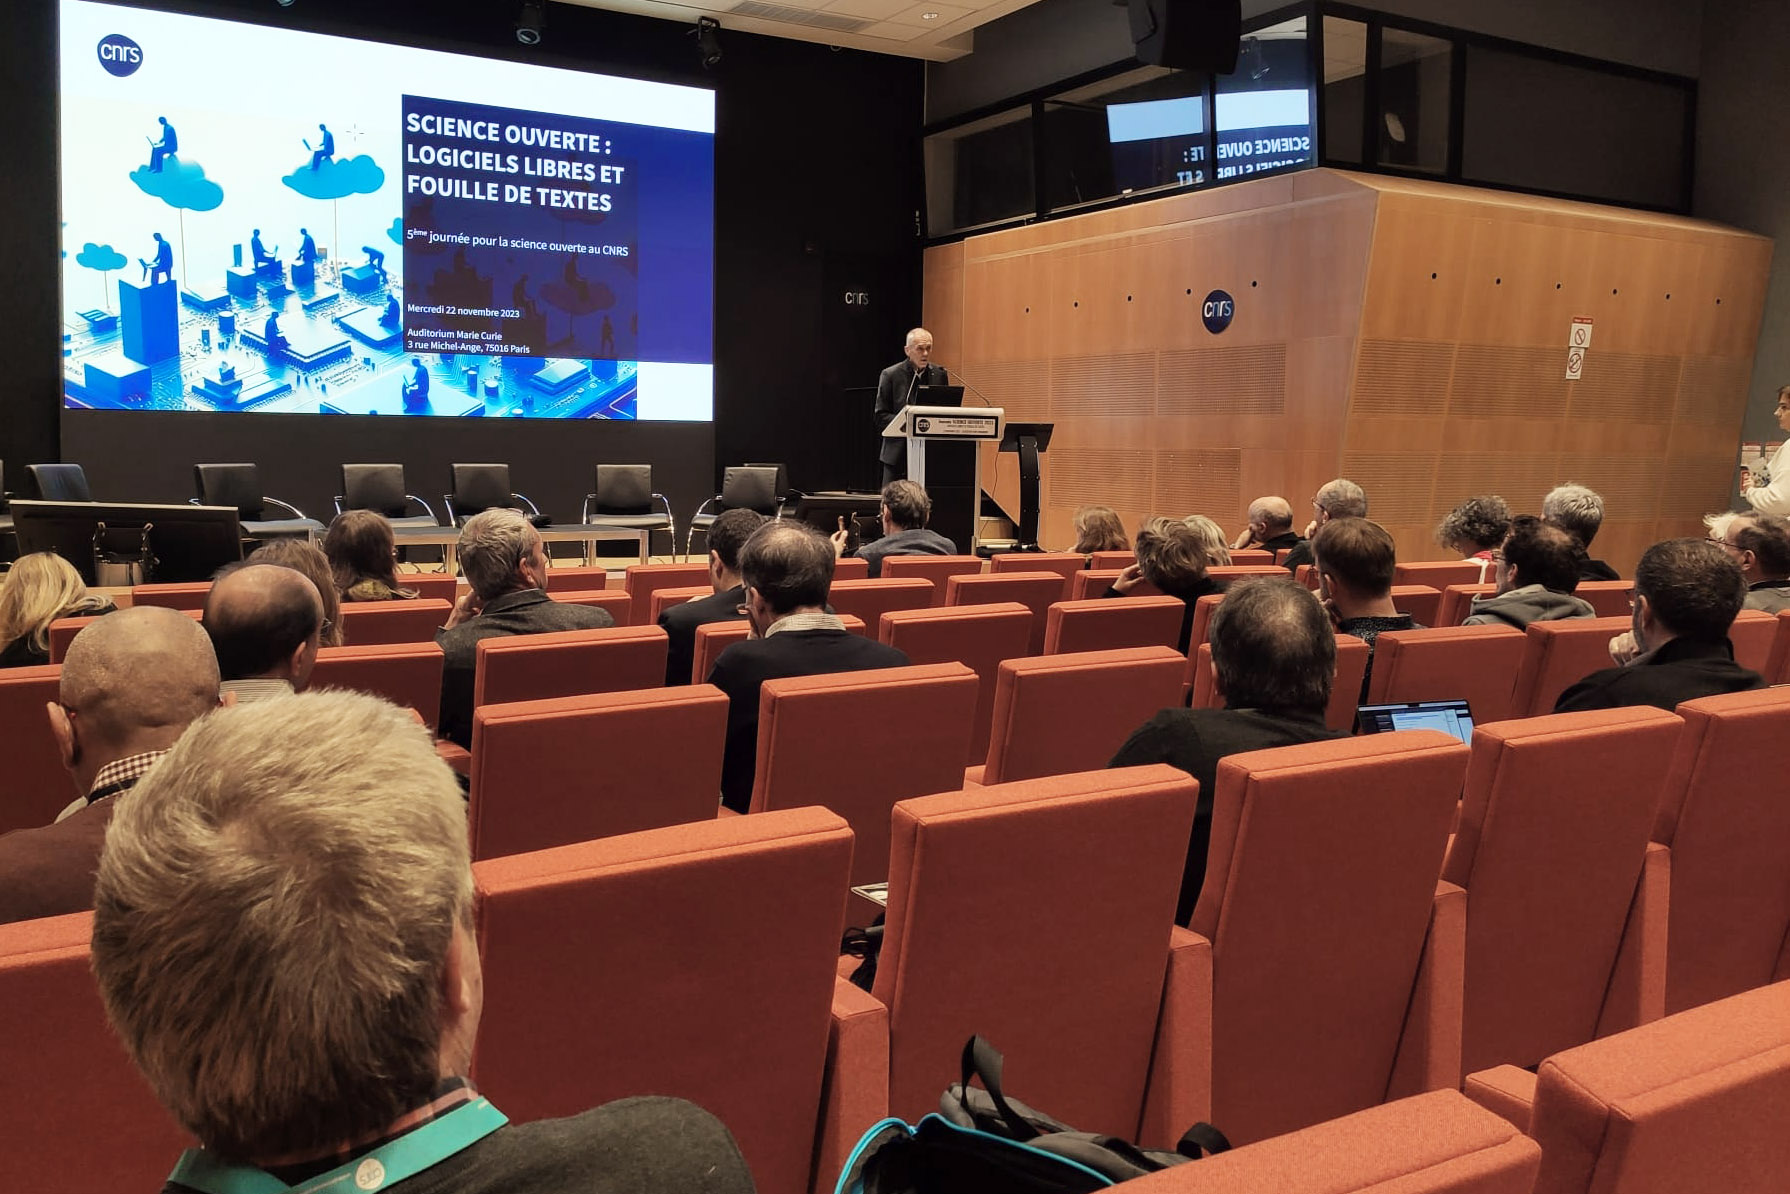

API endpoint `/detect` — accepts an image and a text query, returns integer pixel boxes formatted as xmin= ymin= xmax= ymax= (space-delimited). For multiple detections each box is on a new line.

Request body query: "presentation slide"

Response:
xmin=58 ymin=0 xmax=715 ymax=419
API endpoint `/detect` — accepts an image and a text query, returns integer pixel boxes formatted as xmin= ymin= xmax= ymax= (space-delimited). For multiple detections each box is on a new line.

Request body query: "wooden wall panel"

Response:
xmin=925 ymin=170 xmax=1773 ymax=571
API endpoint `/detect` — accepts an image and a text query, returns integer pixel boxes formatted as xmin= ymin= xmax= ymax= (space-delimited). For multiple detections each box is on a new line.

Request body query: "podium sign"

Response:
xmin=882 ymin=405 xmax=1006 ymax=549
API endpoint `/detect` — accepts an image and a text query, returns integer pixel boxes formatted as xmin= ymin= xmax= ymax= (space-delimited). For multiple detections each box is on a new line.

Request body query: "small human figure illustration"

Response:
xmin=362 ymin=245 xmax=386 ymax=279
xmin=146 ymin=117 xmax=177 ymax=172
xmin=263 ymin=310 xmax=289 ymax=355
xmin=402 ymin=356 xmax=430 ymax=407
xmin=250 ymin=229 xmax=278 ymax=271
xmin=294 ymin=228 xmax=318 ymax=267
xmin=139 ymin=232 xmax=173 ymax=285
xmin=306 ymin=123 xmax=335 ymax=171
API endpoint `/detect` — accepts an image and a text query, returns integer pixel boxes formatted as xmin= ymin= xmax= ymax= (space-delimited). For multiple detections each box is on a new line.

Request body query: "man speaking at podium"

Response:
xmin=874 ymin=326 xmax=948 ymax=486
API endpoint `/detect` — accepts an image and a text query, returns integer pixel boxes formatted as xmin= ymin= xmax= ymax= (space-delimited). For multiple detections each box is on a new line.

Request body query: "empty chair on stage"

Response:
xmin=193 ymin=463 xmax=323 ymax=540
xmin=333 ymin=463 xmax=439 ymax=528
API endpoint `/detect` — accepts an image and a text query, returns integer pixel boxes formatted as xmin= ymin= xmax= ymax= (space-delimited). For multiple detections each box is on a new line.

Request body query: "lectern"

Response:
xmin=998 ymin=422 xmax=1055 ymax=551
xmin=883 ymin=404 xmax=1005 ymax=553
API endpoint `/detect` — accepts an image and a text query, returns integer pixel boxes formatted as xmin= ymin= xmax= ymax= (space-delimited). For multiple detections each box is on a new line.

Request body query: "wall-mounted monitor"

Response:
xmin=58 ymin=0 xmax=715 ymax=421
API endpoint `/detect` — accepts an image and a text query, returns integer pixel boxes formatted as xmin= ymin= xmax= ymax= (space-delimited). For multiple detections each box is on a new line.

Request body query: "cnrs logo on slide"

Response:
xmin=97 ymin=34 xmax=143 ymax=77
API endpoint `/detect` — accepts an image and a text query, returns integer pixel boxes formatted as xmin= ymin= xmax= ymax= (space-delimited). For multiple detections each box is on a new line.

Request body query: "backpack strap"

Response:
xmin=1175 ymin=1122 xmax=1232 ymax=1159
xmin=960 ymin=1036 xmax=1040 ymax=1142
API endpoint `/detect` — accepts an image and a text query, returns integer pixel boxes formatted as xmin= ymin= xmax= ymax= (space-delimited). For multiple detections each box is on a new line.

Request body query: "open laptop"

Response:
xmin=1355 ymin=699 xmax=1475 ymax=746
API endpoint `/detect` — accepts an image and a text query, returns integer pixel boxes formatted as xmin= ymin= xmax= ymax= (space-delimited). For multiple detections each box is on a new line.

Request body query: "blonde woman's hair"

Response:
xmin=91 ymin=691 xmax=472 ymax=1162
xmin=1180 ymin=515 xmax=1232 ymax=567
xmin=0 ymin=552 xmax=107 ymax=655
xmin=1071 ymin=506 xmax=1129 ymax=554
xmin=1135 ymin=517 xmax=1216 ymax=597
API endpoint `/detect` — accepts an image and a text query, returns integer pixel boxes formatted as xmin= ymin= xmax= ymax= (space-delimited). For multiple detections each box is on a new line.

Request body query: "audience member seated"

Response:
xmin=326 ymin=509 xmax=420 ymax=602
xmin=1070 ymin=504 xmax=1129 ymax=556
xmin=436 ymin=509 xmax=616 ymax=748
xmin=1462 ymin=516 xmax=1595 ymax=629
xmin=89 ymin=691 xmax=756 ymax=1194
xmin=1543 ymin=482 xmax=1620 ymax=581
xmin=711 ymin=521 xmax=909 ymax=812
xmin=831 ymin=480 xmax=956 ymax=578
xmin=0 ymin=552 xmax=114 ymax=669
xmin=1706 ymin=511 xmax=1790 ymax=613
xmin=1311 ymin=517 xmax=1420 ymax=701
xmin=1285 ymin=477 xmax=1367 ymax=572
xmin=249 ymin=538 xmax=344 ymax=648
xmin=1739 ymin=384 xmax=1790 ymax=516
xmin=1109 ymin=579 xmax=1344 ymax=923
xmin=1181 ymin=514 xmax=1234 ymax=566
xmin=1556 ymin=538 xmax=1765 ymax=713
xmin=1435 ymin=494 xmax=1512 ymax=579
xmin=660 ymin=507 xmax=767 ymax=686
xmin=1104 ymin=517 xmax=1226 ymax=653
xmin=1229 ymin=495 xmax=1304 ymax=557
xmin=0 ymin=607 xmax=218 ymax=925
xmin=203 ymin=563 xmax=324 ymax=704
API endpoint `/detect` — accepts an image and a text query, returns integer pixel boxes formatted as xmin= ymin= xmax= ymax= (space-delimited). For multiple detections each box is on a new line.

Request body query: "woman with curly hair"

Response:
xmin=1180 ymin=515 xmax=1233 ymax=568
xmin=325 ymin=510 xmax=419 ymax=603
xmin=0 ymin=552 xmax=114 ymax=668
xmin=1434 ymin=495 xmax=1511 ymax=580
xmin=1103 ymin=516 xmax=1225 ymax=652
xmin=1070 ymin=505 xmax=1129 ymax=556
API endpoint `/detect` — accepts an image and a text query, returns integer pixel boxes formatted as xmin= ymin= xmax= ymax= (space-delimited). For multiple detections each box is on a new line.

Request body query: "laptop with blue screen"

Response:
xmin=1355 ymin=699 xmax=1475 ymax=746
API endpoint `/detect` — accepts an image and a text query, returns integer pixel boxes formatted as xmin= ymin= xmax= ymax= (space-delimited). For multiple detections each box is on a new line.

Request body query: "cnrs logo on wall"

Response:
xmin=97 ymin=34 xmax=143 ymax=77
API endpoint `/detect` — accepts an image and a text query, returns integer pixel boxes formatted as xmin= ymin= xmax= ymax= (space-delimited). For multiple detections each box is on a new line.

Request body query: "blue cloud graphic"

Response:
xmin=76 ymin=242 xmax=129 ymax=271
xmin=283 ymin=154 xmax=385 ymax=200
xmin=386 ymin=216 xmax=403 ymax=246
xmin=129 ymin=156 xmax=225 ymax=211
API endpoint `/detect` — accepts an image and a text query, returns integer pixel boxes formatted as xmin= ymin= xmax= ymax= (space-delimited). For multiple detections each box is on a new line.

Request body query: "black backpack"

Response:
xmin=836 ymin=1036 xmax=1229 ymax=1194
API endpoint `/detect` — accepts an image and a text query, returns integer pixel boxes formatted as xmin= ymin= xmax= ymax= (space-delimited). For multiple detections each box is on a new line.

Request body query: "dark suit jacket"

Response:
xmin=1256 ymin=531 xmax=1304 ymax=559
xmin=1110 ymin=706 xmax=1343 ymax=924
xmin=436 ymin=588 xmax=616 ymax=747
xmin=659 ymin=584 xmax=745 ymax=686
xmin=1580 ymin=558 xmax=1620 ymax=582
xmin=1280 ymin=539 xmax=1314 ymax=573
xmin=709 ymin=628 xmax=909 ymax=812
xmin=0 ymin=798 xmax=117 ymax=926
xmin=874 ymin=360 xmax=948 ymax=470
xmin=857 ymin=528 xmax=957 ymax=578
xmin=1553 ymin=636 xmax=1765 ymax=714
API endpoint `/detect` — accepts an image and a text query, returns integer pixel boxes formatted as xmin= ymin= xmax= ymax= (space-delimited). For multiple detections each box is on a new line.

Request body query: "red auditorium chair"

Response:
xmin=1437 ymin=583 xmax=1497 ymax=626
xmin=1119 ymin=1091 xmax=1539 ymax=1194
xmin=544 ymin=565 xmax=611 ymax=593
xmin=878 ymin=603 xmax=1034 ymax=764
xmin=1229 ymin=548 xmax=1275 ymax=566
xmin=403 ymin=573 xmax=460 ymax=603
xmin=1206 ymin=565 xmax=1287 ymax=585
xmin=50 ymin=610 xmax=201 ymax=663
xmin=0 ymin=912 xmax=192 ymax=1190
xmin=1365 ymin=626 xmax=1527 ymax=725
xmin=309 ymin=641 xmax=445 ymax=729
xmin=1463 ymin=979 xmax=1790 ymax=1194
xmin=880 ymin=555 xmax=983 ymax=603
xmin=1072 ymin=568 xmax=1168 ymax=600
xmin=467 ymin=686 xmax=728 ymax=860
xmin=989 ymin=550 xmax=1084 ymax=593
xmin=1572 ymin=579 xmax=1634 ymax=617
xmin=336 ymin=598 xmax=453 ymax=645
xmin=690 ymin=615 xmax=867 ymax=685
xmin=0 ymin=664 xmax=67 ymax=834
xmin=1294 ymin=563 xmax=1319 ymax=589
xmin=948 ymin=571 xmax=1081 ymax=655
xmin=819 ymin=765 xmax=1204 ymax=1172
xmin=832 ymin=555 xmax=869 ymax=580
xmin=826 ymin=577 xmax=935 ymax=632
xmin=1767 ymin=609 xmax=1790 ymax=684
xmin=1187 ymin=592 xmax=1225 ymax=654
xmin=1507 ymin=616 xmax=1631 ymax=717
xmin=1184 ymin=732 xmax=1470 ymax=1144
xmin=1088 ymin=549 xmax=1136 ymax=569
xmin=748 ymin=663 xmax=976 ymax=885
xmin=648 ymin=584 xmax=711 ymax=623
xmin=471 ymin=808 xmax=855 ymax=1194
xmin=1439 ymin=707 xmax=1683 ymax=1076
xmin=1728 ymin=607 xmax=1775 ymax=674
xmin=622 ymin=562 xmax=710 ymax=625
xmin=1389 ymin=584 xmax=1444 ymax=627
xmin=974 ymin=646 xmax=1187 ymax=785
xmin=471 ymin=624 xmax=667 ymax=708
xmin=1190 ymin=634 xmax=1370 ymax=733
xmin=128 ymin=581 xmax=210 ymax=610
xmin=547 ymin=588 xmax=633 ymax=624
xmin=1395 ymin=561 xmax=1488 ymax=590
xmin=1640 ymin=688 xmax=1790 ymax=1013
xmin=1042 ymin=595 xmax=1185 ymax=654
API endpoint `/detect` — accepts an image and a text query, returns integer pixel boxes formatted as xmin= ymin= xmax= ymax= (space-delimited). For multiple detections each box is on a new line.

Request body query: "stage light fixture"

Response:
xmin=694 ymin=17 xmax=722 ymax=69
xmin=516 ymin=0 xmax=546 ymax=45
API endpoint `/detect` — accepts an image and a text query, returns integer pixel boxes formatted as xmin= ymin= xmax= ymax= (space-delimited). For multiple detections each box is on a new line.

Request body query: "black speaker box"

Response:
xmin=1128 ymin=0 xmax=1241 ymax=73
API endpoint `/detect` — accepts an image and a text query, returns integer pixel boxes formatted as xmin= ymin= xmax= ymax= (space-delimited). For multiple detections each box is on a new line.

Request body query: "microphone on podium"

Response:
xmin=935 ymin=363 xmax=995 ymax=407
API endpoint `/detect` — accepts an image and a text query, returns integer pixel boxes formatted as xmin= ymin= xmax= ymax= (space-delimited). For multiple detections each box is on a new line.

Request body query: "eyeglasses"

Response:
xmin=1707 ymin=536 xmax=1743 ymax=551
xmin=1489 ymin=551 xmax=1506 ymax=564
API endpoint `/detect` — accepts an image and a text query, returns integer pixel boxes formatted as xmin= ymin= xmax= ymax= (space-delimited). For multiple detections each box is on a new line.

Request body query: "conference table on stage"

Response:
xmin=391 ymin=522 xmax=654 ymax=570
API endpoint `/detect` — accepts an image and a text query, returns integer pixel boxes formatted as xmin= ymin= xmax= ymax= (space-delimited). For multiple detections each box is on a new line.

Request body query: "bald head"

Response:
xmin=56 ymin=607 xmax=220 ymax=787
xmin=203 ymin=564 xmax=324 ymax=685
xmin=1249 ymin=496 xmax=1294 ymax=535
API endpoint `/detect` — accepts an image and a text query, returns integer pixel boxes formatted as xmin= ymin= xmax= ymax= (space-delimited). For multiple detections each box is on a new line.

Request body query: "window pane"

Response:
xmin=1214 ymin=16 xmax=1316 ymax=183
xmin=1040 ymin=66 xmax=1207 ymax=213
xmin=924 ymin=107 xmax=1035 ymax=237
xmin=1378 ymin=28 xmax=1451 ymax=173
xmin=1321 ymin=16 xmax=1367 ymax=164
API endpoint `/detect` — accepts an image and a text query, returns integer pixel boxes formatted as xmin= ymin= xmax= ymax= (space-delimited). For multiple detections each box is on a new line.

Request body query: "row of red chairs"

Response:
xmin=5 ymin=698 xmax=1786 ymax=1192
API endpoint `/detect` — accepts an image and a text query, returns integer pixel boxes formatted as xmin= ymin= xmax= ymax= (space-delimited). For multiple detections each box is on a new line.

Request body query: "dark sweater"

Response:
xmin=659 ymin=585 xmax=746 ymax=686
xmin=1554 ymin=636 xmax=1765 ymax=714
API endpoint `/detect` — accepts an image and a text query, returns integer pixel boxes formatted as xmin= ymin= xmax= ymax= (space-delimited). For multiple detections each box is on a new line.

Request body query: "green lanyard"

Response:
xmin=167 ymin=1097 xmax=509 ymax=1194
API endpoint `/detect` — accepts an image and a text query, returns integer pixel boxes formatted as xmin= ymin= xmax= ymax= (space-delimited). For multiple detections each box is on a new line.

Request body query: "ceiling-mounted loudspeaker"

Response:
xmin=1128 ymin=0 xmax=1241 ymax=73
